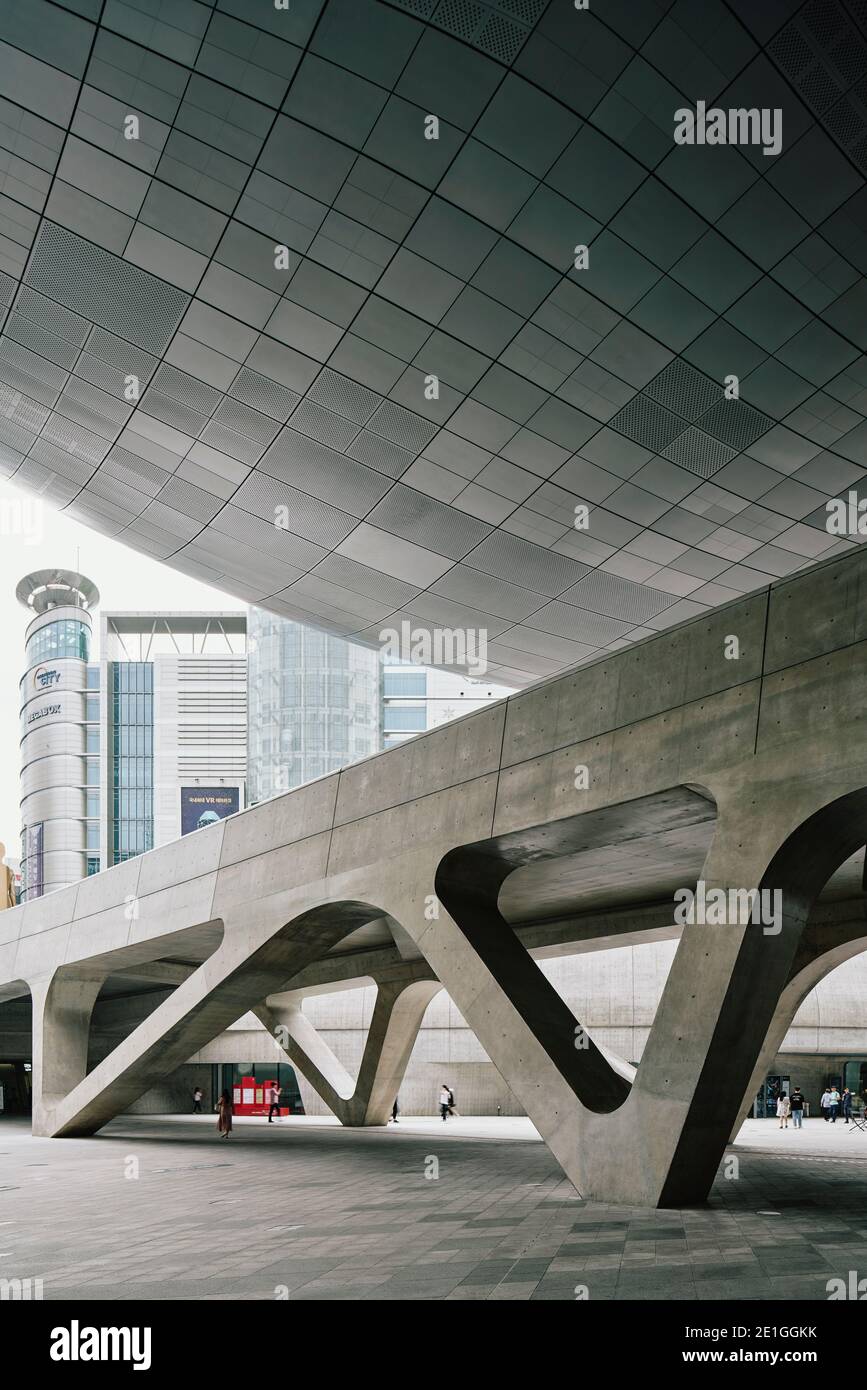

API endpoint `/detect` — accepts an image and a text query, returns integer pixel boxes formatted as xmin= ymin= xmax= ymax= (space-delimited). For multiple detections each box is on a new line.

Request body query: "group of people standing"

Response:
xmin=775 ymin=1085 xmax=856 ymax=1126
xmin=820 ymin=1085 xmax=853 ymax=1123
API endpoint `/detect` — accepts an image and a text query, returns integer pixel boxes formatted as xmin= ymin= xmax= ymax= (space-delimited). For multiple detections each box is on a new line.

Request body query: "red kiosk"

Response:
xmin=232 ymin=1075 xmax=291 ymax=1117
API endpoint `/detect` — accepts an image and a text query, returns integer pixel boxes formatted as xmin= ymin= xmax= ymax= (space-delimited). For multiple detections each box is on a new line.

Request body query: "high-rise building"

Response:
xmin=247 ymin=607 xmax=381 ymax=804
xmin=17 ymin=569 xmax=100 ymax=901
xmin=98 ymin=612 xmax=247 ymax=868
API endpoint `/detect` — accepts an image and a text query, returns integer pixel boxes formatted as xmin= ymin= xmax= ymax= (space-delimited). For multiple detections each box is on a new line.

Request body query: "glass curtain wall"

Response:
xmin=111 ymin=662 xmax=154 ymax=863
xmin=247 ymin=609 xmax=381 ymax=803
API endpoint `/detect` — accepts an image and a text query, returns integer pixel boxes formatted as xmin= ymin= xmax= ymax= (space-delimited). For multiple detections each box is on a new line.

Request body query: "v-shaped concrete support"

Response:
xmin=30 ymin=902 xmax=387 ymax=1137
xmin=257 ymin=971 xmax=441 ymax=1125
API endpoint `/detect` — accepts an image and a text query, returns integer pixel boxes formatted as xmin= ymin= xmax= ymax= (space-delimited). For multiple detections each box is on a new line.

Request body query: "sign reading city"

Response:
xmin=180 ymin=786 xmax=240 ymax=836
xmin=33 ymin=667 xmax=61 ymax=690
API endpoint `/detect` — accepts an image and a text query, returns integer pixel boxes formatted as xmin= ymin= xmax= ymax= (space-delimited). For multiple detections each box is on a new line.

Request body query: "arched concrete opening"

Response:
xmin=35 ymin=899 xmax=437 ymax=1139
xmin=658 ymin=789 xmax=867 ymax=1205
xmin=435 ymin=785 xmax=718 ymax=1118
xmin=733 ymin=793 xmax=867 ymax=1135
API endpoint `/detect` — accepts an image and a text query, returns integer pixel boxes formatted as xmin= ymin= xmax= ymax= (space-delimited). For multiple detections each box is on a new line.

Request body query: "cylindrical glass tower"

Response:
xmin=247 ymin=609 xmax=381 ymax=804
xmin=17 ymin=570 xmax=99 ymax=900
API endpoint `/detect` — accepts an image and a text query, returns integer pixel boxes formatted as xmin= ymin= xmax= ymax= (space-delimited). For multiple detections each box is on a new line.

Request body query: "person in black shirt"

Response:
xmin=790 ymin=1087 xmax=805 ymax=1129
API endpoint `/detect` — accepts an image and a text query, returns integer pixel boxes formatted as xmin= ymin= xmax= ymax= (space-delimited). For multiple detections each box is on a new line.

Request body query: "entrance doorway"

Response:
xmin=0 ymin=1061 xmax=32 ymax=1115
xmin=753 ymin=1073 xmax=790 ymax=1118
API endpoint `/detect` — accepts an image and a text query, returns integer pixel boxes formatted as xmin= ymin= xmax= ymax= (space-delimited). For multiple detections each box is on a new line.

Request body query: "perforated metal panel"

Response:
xmin=307 ymin=369 xmax=380 ymax=425
xmin=645 ymin=360 xmax=720 ymax=422
xmin=697 ymin=399 xmax=773 ymax=451
xmin=662 ymin=427 xmax=737 ymax=479
xmin=0 ymin=0 xmax=860 ymax=686
xmin=609 ymin=396 xmax=685 ymax=451
xmin=24 ymin=223 xmax=189 ymax=355
xmin=230 ymin=367 xmax=300 ymax=421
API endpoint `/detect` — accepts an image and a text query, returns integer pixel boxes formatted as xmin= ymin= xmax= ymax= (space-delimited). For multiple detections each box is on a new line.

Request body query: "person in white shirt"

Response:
xmin=267 ymin=1082 xmax=282 ymax=1124
xmin=820 ymin=1088 xmax=832 ymax=1121
xmin=439 ymin=1085 xmax=450 ymax=1121
xmin=776 ymin=1093 xmax=791 ymax=1128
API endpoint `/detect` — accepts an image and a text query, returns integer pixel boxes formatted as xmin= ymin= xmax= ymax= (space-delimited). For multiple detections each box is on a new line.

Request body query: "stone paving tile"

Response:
xmin=6 ymin=1115 xmax=867 ymax=1300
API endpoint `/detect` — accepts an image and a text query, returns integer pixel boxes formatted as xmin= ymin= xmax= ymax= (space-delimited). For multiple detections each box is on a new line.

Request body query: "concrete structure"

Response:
xmin=0 ymin=1 xmax=864 ymax=687
xmin=4 ymin=545 xmax=867 ymax=1206
xmin=17 ymin=569 xmax=99 ymax=901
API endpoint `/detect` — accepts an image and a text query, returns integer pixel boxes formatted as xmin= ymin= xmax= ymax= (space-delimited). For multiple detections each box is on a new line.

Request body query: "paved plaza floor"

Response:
xmin=3 ymin=1113 xmax=867 ymax=1301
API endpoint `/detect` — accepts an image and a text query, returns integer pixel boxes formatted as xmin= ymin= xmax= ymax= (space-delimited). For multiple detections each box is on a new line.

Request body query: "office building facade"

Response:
xmin=99 ymin=612 xmax=247 ymax=868
xmin=247 ymin=606 xmax=381 ymax=804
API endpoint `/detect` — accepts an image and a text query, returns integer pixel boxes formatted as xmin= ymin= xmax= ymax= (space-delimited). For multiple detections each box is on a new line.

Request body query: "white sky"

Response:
xmin=0 ymin=476 xmax=244 ymax=855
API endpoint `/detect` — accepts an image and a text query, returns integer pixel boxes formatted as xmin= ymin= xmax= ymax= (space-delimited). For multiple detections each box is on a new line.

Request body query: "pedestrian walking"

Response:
xmin=439 ymin=1084 xmax=450 ymax=1121
xmin=216 ymin=1088 xmax=233 ymax=1138
xmin=391 ymin=1097 xmax=399 ymax=1123
xmin=777 ymin=1092 xmax=791 ymax=1128
xmin=447 ymin=1086 xmax=457 ymax=1117
xmin=821 ymin=1087 xmax=832 ymax=1121
xmin=192 ymin=1086 xmax=203 ymax=1114
xmin=790 ymin=1087 xmax=805 ymax=1129
xmin=829 ymin=1086 xmax=841 ymax=1122
xmin=842 ymin=1087 xmax=853 ymax=1123
xmin=267 ymin=1081 xmax=282 ymax=1123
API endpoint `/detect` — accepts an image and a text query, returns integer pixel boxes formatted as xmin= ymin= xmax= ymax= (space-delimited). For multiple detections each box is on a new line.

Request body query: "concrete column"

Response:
xmin=30 ymin=968 xmax=107 ymax=1135
xmin=259 ymin=973 xmax=441 ymax=1125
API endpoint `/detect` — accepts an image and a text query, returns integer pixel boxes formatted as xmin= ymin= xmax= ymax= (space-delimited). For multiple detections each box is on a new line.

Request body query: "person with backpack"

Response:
xmin=447 ymin=1086 xmax=456 ymax=1117
xmin=790 ymin=1087 xmax=805 ymax=1129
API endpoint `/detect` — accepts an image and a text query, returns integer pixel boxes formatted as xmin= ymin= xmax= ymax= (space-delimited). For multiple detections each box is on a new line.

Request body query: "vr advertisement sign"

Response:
xmin=180 ymin=787 xmax=239 ymax=836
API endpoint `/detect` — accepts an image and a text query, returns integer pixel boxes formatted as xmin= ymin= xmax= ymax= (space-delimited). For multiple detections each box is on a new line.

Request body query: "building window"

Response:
xmin=86 ymin=760 xmax=99 ymax=785
xmin=86 ymin=856 xmax=100 ymax=876
xmin=86 ymin=666 xmax=100 ymax=690
xmin=25 ymin=618 xmax=90 ymax=668
xmin=86 ymin=821 xmax=100 ymax=850
xmin=383 ymin=705 xmax=426 ymax=732
xmin=85 ymin=694 xmax=99 ymax=721
xmin=384 ymin=672 xmax=427 ymax=697
xmin=86 ymin=727 xmax=99 ymax=754
xmin=86 ymin=791 xmax=100 ymax=817
xmin=111 ymin=662 xmax=153 ymax=864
